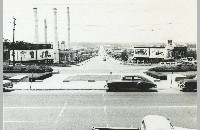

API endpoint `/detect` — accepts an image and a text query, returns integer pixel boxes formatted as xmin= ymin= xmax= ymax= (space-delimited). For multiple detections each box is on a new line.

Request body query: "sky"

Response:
xmin=3 ymin=0 xmax=197 ymax=44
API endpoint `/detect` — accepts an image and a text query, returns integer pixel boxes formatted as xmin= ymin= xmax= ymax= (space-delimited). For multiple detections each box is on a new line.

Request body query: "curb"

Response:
xmin=9 ymin=88 xmax=108 ymax=91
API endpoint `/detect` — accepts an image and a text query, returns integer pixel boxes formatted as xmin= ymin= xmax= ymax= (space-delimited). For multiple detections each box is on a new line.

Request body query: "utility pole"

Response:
xmin=44 ymin=19 xmax=47 ymax=44
xmin=12 ymin=17 xmax=16 ymax=66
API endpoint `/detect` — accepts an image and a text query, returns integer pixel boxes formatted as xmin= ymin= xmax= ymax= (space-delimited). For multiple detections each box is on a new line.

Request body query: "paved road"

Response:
xmin=52 ymin=47 xmax=154 ymax=74
xmin=3 ymin=90 xmax=197 ymax=130
xmin=3 ymin=47 xmax=197 ymax=130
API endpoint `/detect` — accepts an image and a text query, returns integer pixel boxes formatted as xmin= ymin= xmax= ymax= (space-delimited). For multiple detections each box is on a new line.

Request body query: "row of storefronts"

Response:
xmin=106 ymin=40 xmax=190 ymax=63
xmin=8 ymin=44 xmax=98 ymax=64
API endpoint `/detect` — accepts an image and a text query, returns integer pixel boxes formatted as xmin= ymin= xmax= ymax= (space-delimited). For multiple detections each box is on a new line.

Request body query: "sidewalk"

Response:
xmin=12 ymin=74 xmax=107 ymax=90
xmin=11 ymin=72 xmax=182 ymax=91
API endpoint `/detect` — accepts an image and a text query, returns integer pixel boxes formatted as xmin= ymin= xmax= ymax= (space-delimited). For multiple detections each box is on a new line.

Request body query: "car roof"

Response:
xmin=122 ymin=75 xmax=150 ymax=80
xmin=142 ymin=115 xmax=171 ymax=130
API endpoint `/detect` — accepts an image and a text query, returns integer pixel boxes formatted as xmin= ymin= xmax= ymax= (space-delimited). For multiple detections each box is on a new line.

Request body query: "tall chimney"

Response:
xmin=44 ymin=19 xmax=47 ymax=44
xmin=67 ymin=7 xmax=70 ymax=49
xmin=33 ymin=8 xmax=39 ymax=44
xmin=53 ymin=8 xmax=59 ymax=63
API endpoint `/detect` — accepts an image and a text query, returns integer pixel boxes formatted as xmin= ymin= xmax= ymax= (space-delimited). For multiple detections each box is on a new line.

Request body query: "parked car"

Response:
xmin=106 ymin=75 xmax=157 ymax=92
xmin=3 ymin=80 xmax=13 ymax=91
xmin=178 ymin=76 xmax=197 ymax=91
xmin=92 ymin=115 xmax=196 ymax=130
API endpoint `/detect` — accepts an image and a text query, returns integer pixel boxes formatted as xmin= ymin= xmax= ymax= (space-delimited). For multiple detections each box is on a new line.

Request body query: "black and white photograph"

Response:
xmin=3 ymin=0 xmax=197 ymax=129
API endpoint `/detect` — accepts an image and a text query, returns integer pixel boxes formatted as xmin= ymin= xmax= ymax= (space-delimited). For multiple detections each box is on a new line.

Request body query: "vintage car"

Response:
xmin=106 ymin=75 xmax=157 ymax=92
xmin=3 ymin=80 xmax=13 ymax=91
xmin=92 ymin=115 xmax=196 ymax=130
xmin=140 ymin=115 xmax=173 ymax=130
xmin=178 ymin=76 xmax=197 ymax=91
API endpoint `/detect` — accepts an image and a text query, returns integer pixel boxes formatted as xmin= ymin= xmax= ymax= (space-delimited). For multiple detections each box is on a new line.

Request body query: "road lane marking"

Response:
xmin=3 ymin=106 xmax=197 ymax=109
xmin=103 ymin=92 xmax=109 ymax=127
xmin=53 ymin=101 xmax=69 ymax=126
xmin=4 ymin=121 xmax=51 ymax=123
xmin=4 ymin=107 xmax=62 ymax=109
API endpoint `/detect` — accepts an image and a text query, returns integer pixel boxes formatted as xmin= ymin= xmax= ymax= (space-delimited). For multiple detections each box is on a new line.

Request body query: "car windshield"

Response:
xmin=133 ymin=77 xmax=142 ymax=80
xmin=122 ymin=76 xmax=132 ymax=80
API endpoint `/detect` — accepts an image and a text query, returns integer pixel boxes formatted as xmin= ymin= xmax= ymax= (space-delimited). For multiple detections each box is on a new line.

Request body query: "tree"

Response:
xmin=187 ymin=49 xmax=196 ymax=59
xmin=121 ymin=50 xmax=128 ymax=65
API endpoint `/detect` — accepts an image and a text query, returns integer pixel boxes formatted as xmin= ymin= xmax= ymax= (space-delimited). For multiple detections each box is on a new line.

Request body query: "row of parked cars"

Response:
xmin=105 ymin=74 xmax=197 ymax=92
xmin=3 ymin=74 xmax=197 ymax=92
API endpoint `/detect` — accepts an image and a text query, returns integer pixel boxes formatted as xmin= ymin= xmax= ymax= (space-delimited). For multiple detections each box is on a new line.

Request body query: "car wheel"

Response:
xmin=106 ymin=87 xmax=113 ymax=92
xmin=182 ymin=88 xmax=187 ymax=92
xmin=141 ymin=87 xmax=149 ymax=92
xmin=106 ymin=89 xmax=111 ymax=92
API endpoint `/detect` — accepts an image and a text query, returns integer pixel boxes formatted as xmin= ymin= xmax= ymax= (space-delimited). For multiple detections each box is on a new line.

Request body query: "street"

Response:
xmin=3 ymin=47 xmax=197 ymax=130
xmin=4 ymin=90 xmax=197 ymax=130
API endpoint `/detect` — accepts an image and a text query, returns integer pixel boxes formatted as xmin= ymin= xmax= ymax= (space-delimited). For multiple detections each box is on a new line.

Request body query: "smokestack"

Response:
xmin=33 ymin=8 xmax=39 ymax=44
xmin=53 ymin=8 xmax=59 ymax=63
xmin=44 ymin=19 xmax=47 ymax=44
xmin=67 ymin=7 xmax=70 ymax=49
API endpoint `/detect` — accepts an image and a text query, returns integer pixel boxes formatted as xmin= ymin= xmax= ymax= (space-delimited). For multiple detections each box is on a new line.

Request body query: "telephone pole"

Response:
xmin=12 ymin=17 xmax=16 ymax=66
xmin=44 ymin=19 xmax=47 ymax=44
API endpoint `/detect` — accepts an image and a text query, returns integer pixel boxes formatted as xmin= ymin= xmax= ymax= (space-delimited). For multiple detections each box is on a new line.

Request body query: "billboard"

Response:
xmin=10 ymin=50 xmax=36 ymax=61
xmin=149 ymin=48 xmax=167 ymax=58
xmin=10 ymin=49 xmax=54 ymax=61
xmin=37 ymin=49 xmax=54 ymax=60
xmin=134 ymin=48 xmax=149 ymax=57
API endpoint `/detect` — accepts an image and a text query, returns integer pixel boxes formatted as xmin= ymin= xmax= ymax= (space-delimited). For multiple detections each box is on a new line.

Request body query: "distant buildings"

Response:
xmin=4 ymin=41 xmax=98 ymax=64
xmin=106 ymin=40 xmax=193 ymax=63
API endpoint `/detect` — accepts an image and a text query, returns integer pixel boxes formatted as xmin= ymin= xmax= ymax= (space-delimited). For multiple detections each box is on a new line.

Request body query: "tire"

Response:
xmin=137 ymin=83 xmax=149 ymax=92
xmin=182 ymin=88 xmax=187 ymax=92
xmin=141 ymin=87 xmax=149 ymax=92
xmin=106 ymin=89 xmax=111 ymax=92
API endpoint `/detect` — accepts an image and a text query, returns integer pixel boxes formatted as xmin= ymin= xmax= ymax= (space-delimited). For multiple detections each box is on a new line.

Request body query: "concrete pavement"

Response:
xmin=6 ymin=54 xmax=185 ymax=91
xmin=10 ymin=72 xmax=182 ymax=91
xmin=3 ymin=90 xmax=197 ymax=130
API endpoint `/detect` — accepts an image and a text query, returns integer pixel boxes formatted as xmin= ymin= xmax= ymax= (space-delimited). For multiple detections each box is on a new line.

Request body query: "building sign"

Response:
xmin=10 ymin=50 xmax=36 ymax=61
xmin=149 ymin=48 xmax=167 ymax=58
xmin=37 ymin=49 xmax=54 ymax=60
xmin=134 ymin=48 xmax=149 ymax=57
